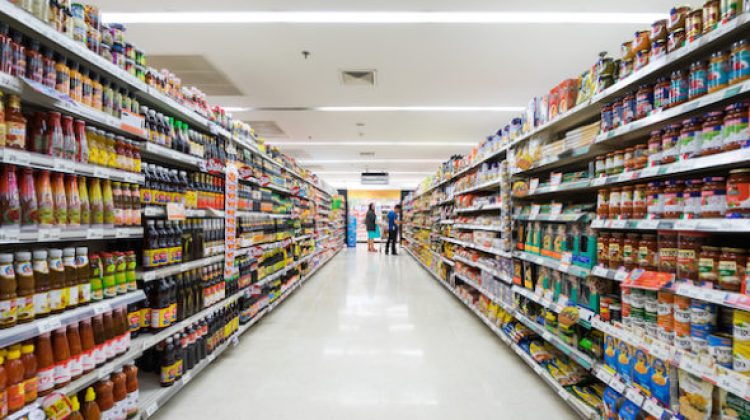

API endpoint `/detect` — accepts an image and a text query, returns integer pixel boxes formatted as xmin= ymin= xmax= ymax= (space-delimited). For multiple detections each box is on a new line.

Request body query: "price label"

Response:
xmin=618 ymin=171 xmax=638 ymax=182
xmin=182 ymin=372 xmax=192 ymax=385
xmin=591 ymin=219 xmax=605 ymax=228
xmin=642 ymin=398 xmax=666 ymax=418
xmin=39 ymin=228 xmax=61 ymax=241
xmin=166 ymin=203 xmax=186 ymax=221
xmin=638 ymin=219 xmax=660 ymax=230
xmin=87 ymin=229 xmax=104 ymax=239
xmin=549 ymin=203 xmax=563 ymax=218
xmin=674 ymin=219 xmax=697 ymax=231
xmin=592 ymin=266 xmax=609 ymax=277
xmin=609 ymin=377 xmax=626 ymax=393
xmin=0 ymin=229 xmax=20 ymax=243
xmin=92 ymin=302 xmax=111 ymax=315
xmin=549 ymin=172 xmax=563 ymax=188
xmin=529 ymin=178 xmax=540 ymax=194
xmin=615 ymin=270 xmax=630 ymax=281
xmin=625 ymin=387 xmax=645 ymax=406
xmin=145 ymin=402 xmax=159 ymax=417
xmin=717 ymin=373 xmax=750 ymax=398
xmin=640 ymin=166 xmax=660 ymax=178
xmin=591 ymin=177 xmax=607 ymax=187
xmin=37 ymin=317 xmax=62 ymax=334
xmin=610 ymin=219 xmax=627 ymax=229
xmin=529 ymin=205 xmax=541 ymax=218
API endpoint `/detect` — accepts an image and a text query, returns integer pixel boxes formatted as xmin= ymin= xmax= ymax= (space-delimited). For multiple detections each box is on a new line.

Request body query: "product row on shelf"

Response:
xmin=0 ymin=1 xmax=346 ymax=419
xmin=403 ymin=4 xmax=750 ymax=419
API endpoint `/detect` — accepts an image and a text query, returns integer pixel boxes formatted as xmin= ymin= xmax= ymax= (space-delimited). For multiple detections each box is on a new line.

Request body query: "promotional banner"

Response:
xmin=224 ymin=163 xmax=239 ymax=281
xmin=347 ymin=190 xmax=401 ymax=243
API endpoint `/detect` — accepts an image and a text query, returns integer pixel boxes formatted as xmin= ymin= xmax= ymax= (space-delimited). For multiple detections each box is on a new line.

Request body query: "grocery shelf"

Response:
xmin=592 ymin=364 xmax=676 ymax=419
xmin=413 ymin=147 xmax=509 ymax=200
xmin=514 ymin=212 xmax=589 ymax=222
xmin=0 ymin=147 xmax=144 ymax=184
xmin=453 ymin=178 xmax=502 ymax=195
xmin=257 ymin=260 xmax=302 ymax=287
xmin=590 ymin=265 xmax=630 ymax=282
xmin=452 ymin=255 xmax=512 ymax=284
xmin=512 ymin=251 xmax=591 ymax=279
xmin=452 ymin=224 xmax=503 ymax=232
xmin=433 ymin=197 xmax=455 ymax=206
xmin=141 ymin=142 xmax=205 ymax=169
xmin=512 ymin=285 xmax=565 ymax=313
xmin=138 ymin=255 xmax=225 ymax=282
xmin=441 ymin=237 xmax=511 ymax=258
xmin=453 ymin=272 xmax=507 ymax=308
xmin=0 ymin=290 xmax=145 ymax=348
xmin=454 ymin=203 xmax=503 ymax=213
xmin=591 ymin=217 xmax=750 ymax=233
xmin=674 ymin=283 xmax=750 ymax=312
xmin=236 ymin=210 xmax=293 ymax=219
xmin=513 ymin=312 xmax=595 ymax=370
xmin=142 ymin=206 xmax=225 ymax=218
xmin=0 ymin=226 xmax=143 ymax=244
xmin=293 ymin=234 xmax=313 ymax=242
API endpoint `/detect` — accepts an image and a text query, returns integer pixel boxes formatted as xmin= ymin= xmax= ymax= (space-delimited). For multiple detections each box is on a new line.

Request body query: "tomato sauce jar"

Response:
xmin=689 ymin=60 xmax=708 ymax=99
xmin=701 ymin=176 xmax=727 ymax=218
xmin=727 ymin=168 xmax=750 ymax=218
xmin=662 ymin=180 xmax=685 ymax=219
xmin=708 ymin=50 xmax=730 ymax=93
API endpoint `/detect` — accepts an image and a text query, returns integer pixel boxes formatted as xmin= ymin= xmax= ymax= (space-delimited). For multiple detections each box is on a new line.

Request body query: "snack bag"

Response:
xmin=678 ymin=370 xmax=715 ymax=420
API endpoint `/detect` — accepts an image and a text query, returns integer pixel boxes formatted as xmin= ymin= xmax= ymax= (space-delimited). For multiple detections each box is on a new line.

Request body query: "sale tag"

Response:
xmin=530 ymin=205 xmax=541 ymax=218
xmin=529 ymin=178 xmax=540 ymax=194
xmin=166 ymin=203 xmax=186 ymax=221
xmin=625 ymin=387 xmax=645 ymax=406
xmin=549 ymin=172 xmax=562 ymax=188
xmin=549 ymin=203 xmax=563 ymax=218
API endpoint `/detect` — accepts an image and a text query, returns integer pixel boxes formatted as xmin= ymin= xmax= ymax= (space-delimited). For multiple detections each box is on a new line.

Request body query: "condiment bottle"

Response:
xmin=82 ymin=387 xmax=101 ymax=420
xmin=68 ymin=395 xmax=84 ymax=420
xmin=47 ymin=249 xmax=66 ymax=314
xmin=76 ymin=247 xmax=90 ymax=306
xmin=89 ymin=254 xmax=103 ymax=302
xmin=89 ymin=178 xmax=103 ymax=226
xmin=0 ymin=253 xmax=17 ymax=329
xmin=30 ymin=112 xmax=46 ymax=155
xmin=63 ymin=248 xmax=78 ymax=309
xmin=111 ymin=368 xmax=127 ymax=420
xmin=0 ymin=165 xmax=20 ymax=227
xmin=5 ymin=94 xmax=26 ymax=150
xmin=35 ymin=332 xmax=54 ymax=397
xmin=101 ymin=253 xmax=116 ymax=299
xmin=52 ymin=327 xmax=70 ymax=388
xmin=0 ymin=353 xmax=7 ymax=418
xmin=5 ymin=346 xmax=24 ymax=413
xmin=102 ymin=312 xmax=115 ymax=361
xmin=19 ymin=168 xmax=38 ymax=227
xmin=79 ymin=319 xmax=95 ymax=374
xmin=52 ymin=172 xmax=67 ymax=227
xmin=62 ymin=116 xmax=76 ymax=161
xmin=66 ymin=175 xmax=81 ymax=227
xmin=34 ymin=170 xmax=52 ymax=227
xmin=13 ymin=251 xmax=34 ymax=323
xmin=94 ymin=378 xmax=114 ymax=420
xmin=102 ymin=180 xmax=114 ymax=226
xmin=67 ymin=323 xmax=83 ymax=381
xmin=32 ymin=250 xmax=50 ymax=319
xmin=114 ymin=253 xmax=126 ymax=296
xmin=79 ymin=176 xmax=90 ymax=227
xmin=47 ymin=112 xmax=64 ymax=158
xmin=92 ymin=315 xmax=106 ymax=366
xmin=69 ymin=61 xmax=82 ymax=102
xmin=54 ymin=55 xmax=70 ymax=95
xmin=20 ymin=342 xmax=36 ymax=404
xmin=123 ymin=364 xmax=138 ymax=418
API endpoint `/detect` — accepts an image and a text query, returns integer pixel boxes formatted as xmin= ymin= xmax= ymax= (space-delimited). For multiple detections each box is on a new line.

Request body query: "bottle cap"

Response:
xmin=32 ymin=250 xmax=48 ymax=260
xmin=48 ymin=249 xmax=63 ymax=258
xmin=21 ymin=344 xmax=33 ymax=354
xmin=14 ymin=251 xmax=31 ymax=261
xmin=70 ymin=395 xmax=80 ymax=412
xmin=7 ymin=348 xmax=20 ymax=360
xmin=85 ymin=387 xmax=96 ymax=402
xmin=63 ymin=248 xmax=76 ymax=257
xmin=76 ymin=247 xmax=88 ymax=255
xmin=0 ymin=253 xmax=13 ymax=263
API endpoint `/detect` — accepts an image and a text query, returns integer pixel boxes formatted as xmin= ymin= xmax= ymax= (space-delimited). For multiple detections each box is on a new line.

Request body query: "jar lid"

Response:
xmin=648 ymin=181 xmax=662 ymax=187
xmin=650 ymin=130 xmax=662 ymax=136
xmin=722 ymin=247 xmax=746 ymax=253
xmin=0 ymin=253 xmax=12 ymax=263
xmin=706 ymin=111 xmax=724 ymax=118
xmin=75 ymin=247 xmax=88 ymax=254
xmin=682 ymin=117 xmax=702 ymax=125
xmin=48 ymin=249 xmax=62 ymax=258
xmin=702 ymin=176 xmax=725 ymax=183
xmin=685 ymin=179 xmax=703 ymax=186
xmin=730 ymin=168 xmax=750 ymax=174
xmin=14 ymin=251 xmax=31 ymax=260
xmin=701 ymin=246 xmax=721 ymax=251
xmin=664 ymin=179 xmax=683 ymax=186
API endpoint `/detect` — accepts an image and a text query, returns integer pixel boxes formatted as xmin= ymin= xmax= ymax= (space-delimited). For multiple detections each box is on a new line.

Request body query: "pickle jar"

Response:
xmin=613 ymin=150 xmax=625 ymax=174
xmin=605 ymin=152 xmax=615 ymax=175
xmin=595 ymin=156 xmax=606 ymax=177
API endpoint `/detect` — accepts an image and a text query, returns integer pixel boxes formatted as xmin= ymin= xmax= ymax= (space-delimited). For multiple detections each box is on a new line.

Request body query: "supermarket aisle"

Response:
xmin=154 ymin=246 xmax=576 ymax=420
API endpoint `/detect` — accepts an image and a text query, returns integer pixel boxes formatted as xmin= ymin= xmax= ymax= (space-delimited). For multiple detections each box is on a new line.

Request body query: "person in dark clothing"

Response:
xmin=386 ymin=204 xmax=401 ymax=255
xmin=365 ymin=203 xmax=377 ymax=252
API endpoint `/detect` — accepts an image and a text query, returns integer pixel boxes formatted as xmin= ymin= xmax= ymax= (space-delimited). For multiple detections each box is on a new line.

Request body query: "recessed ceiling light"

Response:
xmin=298 ymin=159 xmax=443 ymax=164
xmin=316 ymin=171 xmax=432 ymax=175
xmin=268 ymin=141 xmax=476 ymax=146
xmin=102 ymin=11 xmax=664 ymax=24
xmin=314 ymin=106 xmax=524 ymax=112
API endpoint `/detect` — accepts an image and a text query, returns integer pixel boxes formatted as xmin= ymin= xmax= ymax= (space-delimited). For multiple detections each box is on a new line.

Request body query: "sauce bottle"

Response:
xmin=89 ymin=254 xmax=103 ymax=302
xmin=41 ymin=48 xmax=55 ymax=89
xmin=5 ymin=95 xmax=26 ymax=150
xmin=101 ymin=253 xmax=116 ymax=300
xmin=94 ymin=379 xmax=113 ymax=420
xmin=160 ymin=337 xmax=175 ymax=387
xmin=113 ymin=308 xmax=127 ymax=356
xmin=123 ymin=364 xmax=138 ymax=418
xmin=0 ymin=253 xmax=17 ymax=329
xmin=0 ymin=353 xmax=7 ymax=419
xmin=111 ymin=368 xmax=126 ymax=420
xmin=112 ymin=182 xmax=122 ymax=226
xmin=6 ymin=346 xmax=24 ymax=413
xmin=19 ymin=168 xmax=38 ymax=227
xmin=10 ymin=32 xmax=24 ymax=78
xmin=13 ymin=251 xmax=34 ymax=324
xmin=76 ymin=247 xmax=90 ymax=306
xmin=66 ymin=175 xmax=81 ymax=227
xmin=32 ymin=250 xmax=50 ymax=319
xmin=63 ymin=248 xmax=78 ymax=309
xmin=62 ymin=116 xmax=76 ymax=161
xmin=102 ymin=312 xmax=115 ymax=361
xmin=79 ymin=319 xmax=95 ymax=374
xmin=79 ymin=176 xmax=90 ymax=226
xmin=91 ymin=315 xmax=105 ymax=366
xmin=52 ymin=327 xmax=70 ymax=388
xmin=102 ymin=180 xmax=114 ymax=226
xmin=114 ymin=253 xmax=126 ymax=296
xmin=30 ymin=112 xmax=46 ymax=155
xmin=20 ymin=342 xmax=36 ymax=404
xmin=91 ymin=74 xmax=103 ymax=111
xmin=47 ymin=112 xmax=64 ymax=158
xmin=81 ymin=69 xmax=92 ymax=107
xmin=82 ymin=387 xmax=101 ymax=420
xmin=124 ymin=252 xmax=136 ymax=293
xmin=35 ymin=332 xmax=54 ymax=397
xmin=75 ymin=120 xmax=88 ymax=163
xmin=69 ymin=62 xmax=82 ymax=103
xmin=89 ymin=178 xmax=103 ymax=226
xmin=68 ymin=395 xmax=84 ymax=420
xmin=52 ymin=173 xmax=67 ymax=227
xmin=0 ymin=165 xmax=20 ymax=227
xmin=34 ymin=169 xmax=52 ymax=227
xmin=67 ymin=323 xmax=82 ymax=380
xmin=54 ymin=56 xmax=69 ymax=96
xmin=47 ymin=249 xmax=66 ymax=314
xmin=25 ymin=40 xmax=42 ymax=83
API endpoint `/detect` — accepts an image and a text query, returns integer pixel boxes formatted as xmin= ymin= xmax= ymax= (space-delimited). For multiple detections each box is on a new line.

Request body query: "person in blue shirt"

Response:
xmin=386 ymin=204 xmax=401 ymax=255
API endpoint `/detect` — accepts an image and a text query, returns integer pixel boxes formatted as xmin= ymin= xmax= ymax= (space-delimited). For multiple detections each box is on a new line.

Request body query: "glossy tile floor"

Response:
xmin=154 ymin=246 xmax=577 ymax=420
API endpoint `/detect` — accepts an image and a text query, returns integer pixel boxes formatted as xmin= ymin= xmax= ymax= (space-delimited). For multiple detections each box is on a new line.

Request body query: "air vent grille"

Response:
xmin=341 ymin=70 xmax=376 ymax=86
xmin=359 ymin=152 xmax=375 ymax=157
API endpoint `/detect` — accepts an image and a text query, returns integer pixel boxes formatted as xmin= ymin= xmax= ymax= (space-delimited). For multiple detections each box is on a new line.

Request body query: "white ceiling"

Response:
xmin=93 ymin=0 xmax=701 ymax=189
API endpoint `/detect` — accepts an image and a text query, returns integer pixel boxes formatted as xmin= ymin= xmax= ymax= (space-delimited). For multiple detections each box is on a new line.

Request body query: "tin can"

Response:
xmin=703 ymin=0 xmax=721 ymax=33
xmin=733 ymin=310 xmax=750 ymax=373
xmin=687 ymin=9 xmax=703 ymax=41
xmin=630 ymin=288 xmax=645 ymax=321
xmin=708 ymin=333 xmax=733 ymax=368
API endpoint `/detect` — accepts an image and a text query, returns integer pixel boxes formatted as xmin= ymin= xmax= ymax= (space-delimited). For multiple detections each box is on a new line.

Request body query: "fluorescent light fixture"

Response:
xmin=316 ymin=171 xmax=431 ymax=175
xmin=314 ymin=106 xmax=523 ymax=112
xmin=103 ymin=11 xmax=664 ymax=24
xmin=268 ymin=141 xmax=477 ymax=147
xmin=222 ymin=107 xmax=250 ymax=112
xmin=298 ymin=159 xmax=442 ymax=164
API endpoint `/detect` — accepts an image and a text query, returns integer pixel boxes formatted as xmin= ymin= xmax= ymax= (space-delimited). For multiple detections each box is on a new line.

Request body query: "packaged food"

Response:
xmin=678 ymin=370 xmax=715 ymax=420
xmin=733 ymin=310 xmax=750 ymax=374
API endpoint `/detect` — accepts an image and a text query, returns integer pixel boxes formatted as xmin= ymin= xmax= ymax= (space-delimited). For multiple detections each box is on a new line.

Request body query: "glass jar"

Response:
xmin=597 ymin=189 xmax=609 ymax=219
xmin=658 ymin=232 xmax=679 ymax=273
xmin=700 ymin=111 xmax=725 ymax=156
xmin=612 ymin=101 xmax=623 ymax=128
xmin=633 ymin=145 xmax=648 ymax=170
xmin=662 ymin=180 xmax=685 ymax=219
xmin=668 ymin=28 xmax=687 ymax=53
xmin=613 ymin=150 xmax=625 ymax=174
xmin=687 ymin=9 xmax=704 ymax=41
xmin=638 ymin=234 xmax=658 ymax=270
xmin=633 ymin=184 xmax=648 ymax=219
xmin=648 ymin=130 xmax=663 ymax=165
xmin=727 ymin=168 xmax=750 ymax=218
xmin=624 ymin=233 xmax=640 ymax=270
xmin=698 ymin=245 xmax=721 ymax=285
xmin=601 ymin=104 xmax=613 ymax=133
xmin=731 ymin=40 xmax=750 ymax=84
xmin=678 ymin=117 xmax=703 ymax=159
xmin=661 ymin=124 xmax=681 ymax=164
xmin=689 ymin=60 xmax=708 ymax=99
xmin=605 ymin=153 xmax=615 ymax=175
xmin=597 ymin=232 xmax=610 ymax=267
xmin=621 ymin=186 xmax=634 ymax=219
xmin=636 ymin=84 xmax=654 ymax=120
xmin=669 ymin=69 xmax=689 ymax=107
xmin=624 ymin=147 xmax=635 ymax=171
xmin=654 ymin=77 xmax=671 ymax=110
xmin=718 ymin=247 xmax=746 ymax=291
xmin=683 ymin=179 xmax=704 ymax=218
xmin=608 ymin=188 xmax=621 ymax=219
xmin=722 ymin=102 xmax=749 ymax=151
xmin=708 ymin=50 xmax=730 ymax=93
xmin=609 ymin=233 xmax=624 ymax=270
xmin=595 ymin=156 xmax=606 ymax=177
xmin=703 ymin=0 xmax=721 ymax=34
xmin=647 ymin=181 xmax=664 ymax=218
xmin=677 ymin=232 xmax=706 ymax=282
xmin=701 ymin=176 xmax=727 ymax=218
xmin=622 ymin=92 xmax=636 ymax=125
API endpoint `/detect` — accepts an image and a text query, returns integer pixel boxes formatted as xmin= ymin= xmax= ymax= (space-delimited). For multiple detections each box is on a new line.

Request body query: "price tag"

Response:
xmin=609 ymin=377 xmax=626 ymax=393
xmin=529 ymin=178 xmax=540 ymax=194
xmin=166 ymin=203 xmax=186 ymax=221
xmin=549 ymin=203 xmax=563 ymax=218
xmin=145 ymin=402 xmax=159 ymax=417
xmin=529 ymin=205 xmax=541 ymax=218
xmin=640 ymin=166 xmax=660 ymax=178
xmin=93 ymin=301 xmax=111 ymax=315
xmin=618 ymin=171 xmax=638 ymax=182
xmin=625 ymin=387 xmax=645 ymax=406
xmin=87 ymin=229 xmax=103 ymax=239
xmin=697 ymin=220 xmax=720 ymax=230
xmin=610 ymin=219 xmax=627 ymax=229
xmin=717 ymin=373 xmax=750 ymax=398
xmin=37 ymin=317 xmax=62 ymax=334
xmin=591 ymin=219 xmax=605 ymax=228
xmin=557 ymin=388 xmax=570 ymax=401
xmin=592 ymin=266 xmax=609 ymax=278
xmin=0 ymin=229 xmax=20 ymax=243
xmin=649 ymin=343 xmax=672 ymax=362
xmin=182 ymin=372 xmax=192 ymax=385
xmin=615 ymin=270 xmax=630 ymax=281
xmin=39 ymin=228 xmax=61 ymax=241
xmin=549 ymin=172 xmax=562 ymax=188
xmin=591 ymin=177 xmax=607 ymax=187
xmin=638 ymin=219 xmax=660 ymax=230
xmin=4 ymin=150 xmax=29 ymax=166
xmin=642 ymin=398 xmax=666 ymax=418
xmin=674 ymin=219 xmax=697 ymax=231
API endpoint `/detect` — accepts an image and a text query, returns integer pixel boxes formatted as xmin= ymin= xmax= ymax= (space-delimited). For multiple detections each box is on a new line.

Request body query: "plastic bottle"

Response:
xmin=6 ymin=346 xmax=24 ymax=413
xmin=19 ymin=343 xmax=36 ymax=406
xmin=52 ymin=172 xmax=67 ymax=227
xmin=0 ymin=253 xmax=17 ymax=329
xmin=79 ymin=319 xmax=95 ymax=374
xmin=91 ymin=315 xmax=105 ymax=367
xmin=82 ymin=387 xmax=100 ymax=420
xmin=66 ymin=175 xmax=81 ymax=227
xmin=114 ymin=253 xmax=126 ymax=296
xmin=101 ymin=253 xmax=116 ymax=299
xmin=123 ymin=364 xmax=138 ymax=418
xmin=102 ymin=312 xmax=115 ymax=361
xmin=32 ymin=250 xmax=50 ymax=319
xmin=159 ymin=337 xmax=174 ymax=387
xmin=89 ymin=178 xmax=103 ymax=226
xmin=0 ymin=353 xmax=8 ymax=418
xmin=68 ymin=395 xmax=84 ymax=420
xmin=47 ymin=248 xmax=66 ymax=314
xmin=94 ymin=379 xmax=113 ymax=420
xmin=124 ymin=252 xmax=136 ymax=292
xmin=76 ymin=247 xmax=90 ymax=306
xmin=0 ymin=165 xmax=20 ymax=227
xmin=19 ymin=168 xmax=38 ymax=227
xmin=52 ymin=327 xmax=70 ymax=388
xmin=75 ymin=120 xmax=89 ymax=163
xmin=47 ymin=112 xmax=64 ymax=158
xmin=30 ymin=112 xmax=46 ymax=155
xmin=111 ymin=368 xmax=126 ymax=420
xmin=13 ymin=251 xmax=34 ymax=324
xmin=63 ymin=248 xmax=78 ymax=309
xmin=102 ymin=180 xmax=114 ymax=226
xmin=79 ymin=176 xmax=90 ymax=227
xmin=89 ymin=254 xmax=103 ymax=302
xmin=35 ymin=332 xmax=53 ymax=397
xmin=5 ymin=95 xmax=26 ymax=150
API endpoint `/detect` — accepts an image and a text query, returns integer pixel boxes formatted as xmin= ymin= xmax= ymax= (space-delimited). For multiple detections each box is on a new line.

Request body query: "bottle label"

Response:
xmin=0 ymin=298 xmax=17 ymax=325
xmin=37 ymin=367 xmax=54 ymax=392
xmin=49 ymin=288 xmax=63 ymax=311
xmin=67 ymin=285 xmax=78 ymax=307
xmin=126 ymin=390 xmax=139 ymax=414
xmin=93 ymin=344 xmax=106 ymax=365
xmin=151 ymin=307 xmax=171 ymax=328
xmin=6 ymin=122 xmax=26 ymax=148
xmin=105 ymin=339 xmax=115 ymax=360
xmin=80 ymin=283 xmax=91 ymax=304
xmin=17 ymin=295 xmax=34 ymax=320
xmin=7 ymin=383 xmax=23 ymax=411
xmin=22 ymin=376 xmax=37 ymax=403
xmin=68 ymin=354 xmax=82 ymax=378
xmin=160 ymin=365 xmax=174 ymax=384
xmin=128 ymin=310 xmax=140 ymax=332
xmin=33 ymin=292 xmax=50 ymax=315
xmin=81 ymin=349 xmax=95 ymax=372
xmin=53 ymin=360 xmax=71 ymax=386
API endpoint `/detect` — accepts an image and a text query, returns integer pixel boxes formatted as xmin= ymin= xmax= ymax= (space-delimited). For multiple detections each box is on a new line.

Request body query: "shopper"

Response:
xmin=365 ymin=203 xmax=377 ymax=252
xmin=385 ymin=204 xmax=401 ymax=255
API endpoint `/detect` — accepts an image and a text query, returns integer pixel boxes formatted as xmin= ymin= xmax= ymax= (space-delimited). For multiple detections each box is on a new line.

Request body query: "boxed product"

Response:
xmin=678 ymin=370 xmax=716 ymax=420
